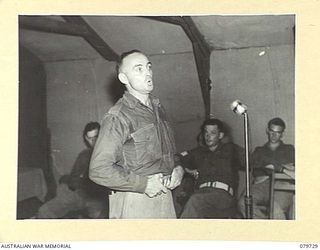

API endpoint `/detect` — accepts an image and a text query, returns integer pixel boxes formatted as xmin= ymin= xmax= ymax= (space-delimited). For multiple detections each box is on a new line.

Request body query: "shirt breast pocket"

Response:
xmin=131 ymin=123 xmax=162 ymax=166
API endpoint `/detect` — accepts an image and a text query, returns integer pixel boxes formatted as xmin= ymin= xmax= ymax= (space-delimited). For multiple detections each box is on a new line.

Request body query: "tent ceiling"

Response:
xmin=19 ymin=29 xmax=101 ymax=61
xmin=19 ymin=15 xmax=295 ymax=62
xmin=83 ymin=16 xmax=192 ymax=56
xmin=192 ymin=15 xmax=295 ymax=49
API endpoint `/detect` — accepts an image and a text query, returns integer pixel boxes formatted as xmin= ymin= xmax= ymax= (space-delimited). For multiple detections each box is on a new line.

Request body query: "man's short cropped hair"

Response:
xmin=83 ymin=122 xmax=100 ymax=138
xmin=201 ymin=118 xmax=225 ymax=133
xmin=116 ymin=49 xmax=142 ymax=73
xmin=268 ymin=117 xmax=286 ymax=131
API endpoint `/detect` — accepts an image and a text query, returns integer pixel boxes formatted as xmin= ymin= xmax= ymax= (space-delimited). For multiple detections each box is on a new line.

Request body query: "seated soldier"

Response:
xmin=34 ymin=122 xmax=109 ymax=219
xmin=178 ymin=118 xmax=241 ymax=219
xmin=237 ymin=117 xmax=295 ymax=219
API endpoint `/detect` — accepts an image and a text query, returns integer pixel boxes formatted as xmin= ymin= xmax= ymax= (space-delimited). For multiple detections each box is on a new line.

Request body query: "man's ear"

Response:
xmin=219 ymin=132 xmax=224 ymax=140
xmin=118 ymin=72 xmax=128 ymax=84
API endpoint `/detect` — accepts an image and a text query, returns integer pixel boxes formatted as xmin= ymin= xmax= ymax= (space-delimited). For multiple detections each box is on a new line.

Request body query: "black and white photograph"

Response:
xmin=17 ymin=15 xmax=295 ymax=220
xmin=1 ymin=0 xmax=320 ymax=245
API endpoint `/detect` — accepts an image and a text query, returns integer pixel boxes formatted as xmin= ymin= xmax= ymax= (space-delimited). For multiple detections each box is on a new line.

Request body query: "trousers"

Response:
xmin=37 ymin=184 xmax=108 ymax=219
xmin=180 ymin=188 xmax=234 ymax=219
xmin=109 ymin=190 xmax=176 ymax=219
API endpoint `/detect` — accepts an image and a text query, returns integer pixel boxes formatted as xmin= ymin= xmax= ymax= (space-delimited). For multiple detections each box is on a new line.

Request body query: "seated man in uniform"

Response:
xmin=178 ymin=118 xmax=241 ymax=219
xmin=34 ymin=122 xmax=109 ymax=219
xmin=237 ymin=117 xmax=295 ymax=219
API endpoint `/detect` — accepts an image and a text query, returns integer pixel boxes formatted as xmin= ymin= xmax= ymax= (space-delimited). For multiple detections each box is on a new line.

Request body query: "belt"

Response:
xmin=199 ymin=181 xmax=234 ymax=196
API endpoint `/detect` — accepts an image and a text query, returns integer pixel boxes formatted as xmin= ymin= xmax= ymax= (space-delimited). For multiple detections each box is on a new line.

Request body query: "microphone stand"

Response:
xmin=231 ymin=100 xmax=253 ymax=219
xmin=243 ymin=112 xmax=253 ymax=219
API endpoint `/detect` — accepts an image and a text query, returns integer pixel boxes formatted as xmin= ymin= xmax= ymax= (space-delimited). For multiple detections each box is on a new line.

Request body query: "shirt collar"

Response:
xmin=199 ymin=142 xmax=223 ymax=153
xmin=123 ymin=91 xmax=160 ymax=109
xmin=123 ymin=91 xmax=140 ymax=108
xmin=263 ymin=140 xmax=284 ymax=149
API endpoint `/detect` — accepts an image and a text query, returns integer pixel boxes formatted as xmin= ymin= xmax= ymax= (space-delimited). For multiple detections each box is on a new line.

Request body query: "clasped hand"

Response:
xmin=184 ymin=168 xmax=199 ymax=179
xmin=144 ymin=173 xmax=167 ymax=198
xmin=162 ymin=165 xmax=184 ymax=190
xmin=144 ymin=166 xmax=184 ymax=198
xmin=282 ymin=163 xmax=295 ymax=171
xmin=264 ymin=163 xmax=295 ymax=172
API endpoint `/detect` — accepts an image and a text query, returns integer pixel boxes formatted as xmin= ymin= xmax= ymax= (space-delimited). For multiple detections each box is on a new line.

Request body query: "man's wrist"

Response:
xmin=175 ymin=165 xmax=184 ymax=173
xmin=174 ymin=165 xmax=185 ymax=178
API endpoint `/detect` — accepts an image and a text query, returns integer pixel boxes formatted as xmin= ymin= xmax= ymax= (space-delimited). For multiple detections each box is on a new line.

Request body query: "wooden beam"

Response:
xmin=192 ymin=43 xmax=211 ymax=118
xmin=181 ymin=16 xmax=211 ymax=56
xmin=141 ymin=16 xmax=184 ymax=26
xmin=19 ymin=16 xmax=89 ymax=37
xmin=180 ymin=17 xmax=211 ymax=118
xmin=62 ymin=16 xmax=119 ymax=61
xmin=140 ymin=15 xmax=212 ymax=117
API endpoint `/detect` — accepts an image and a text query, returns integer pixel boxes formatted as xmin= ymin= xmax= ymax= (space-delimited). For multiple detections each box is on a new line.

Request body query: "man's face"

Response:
xmin=118 ymin=52 xmax=153 ymax=95
xmin=85 ymin=128 xmax=99 ymax=148
xmin=203 ymin=125 xmax=223 ymax=148
xmin=267 ymin=124 xmax=284 ymax=144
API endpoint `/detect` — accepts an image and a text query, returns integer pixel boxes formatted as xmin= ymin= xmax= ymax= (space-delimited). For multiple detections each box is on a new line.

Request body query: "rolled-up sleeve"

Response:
xmin=178 ymin=150 xmax=195 ymax=170
xmin=89 ymin=114 xmax=148 ymax=193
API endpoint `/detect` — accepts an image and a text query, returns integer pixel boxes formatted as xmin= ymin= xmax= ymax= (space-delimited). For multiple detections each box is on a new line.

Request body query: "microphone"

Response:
xmin=230 ymin=99 xmax=252 ymax=218
xmin=230 ymin=100 xmax=247 ymax=115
